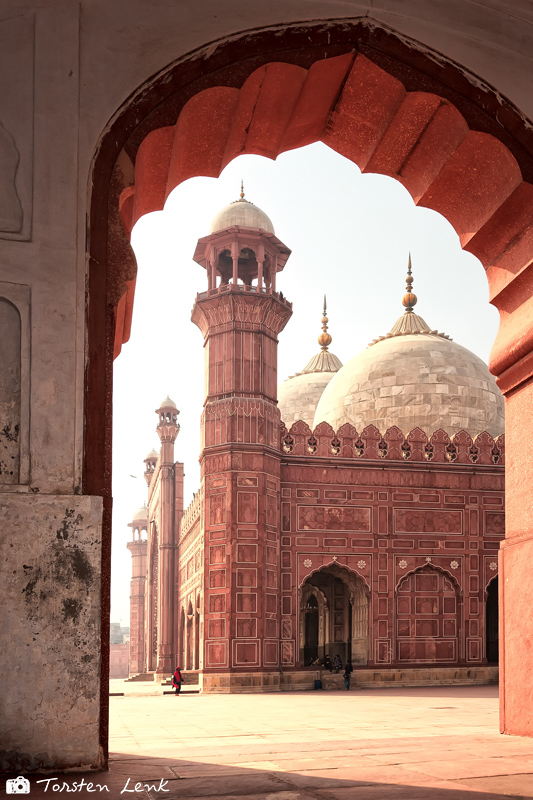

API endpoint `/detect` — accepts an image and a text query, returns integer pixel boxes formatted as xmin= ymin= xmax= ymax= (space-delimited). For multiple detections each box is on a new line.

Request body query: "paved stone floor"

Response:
xmin=4 ymin=683 xmax=533 ymax=799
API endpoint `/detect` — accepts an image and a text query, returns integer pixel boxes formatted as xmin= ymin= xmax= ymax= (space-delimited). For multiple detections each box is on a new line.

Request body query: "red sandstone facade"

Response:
xmin=127 ymin=212 xmax=504 ymax=690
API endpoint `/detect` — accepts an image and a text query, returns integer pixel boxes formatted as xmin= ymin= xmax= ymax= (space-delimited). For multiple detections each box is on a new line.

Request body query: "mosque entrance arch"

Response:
xmin=88 ymin=18 xmax=533 ymax=749
xmin=300 ymin=564 xmax=369 ymax=666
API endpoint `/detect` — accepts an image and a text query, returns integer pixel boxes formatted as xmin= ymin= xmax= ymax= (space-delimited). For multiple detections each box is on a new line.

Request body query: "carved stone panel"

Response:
xmin=298 ymin=505 xmax=371 ymax=532
xmin=394 ymin=508 xmax=463 ymax=534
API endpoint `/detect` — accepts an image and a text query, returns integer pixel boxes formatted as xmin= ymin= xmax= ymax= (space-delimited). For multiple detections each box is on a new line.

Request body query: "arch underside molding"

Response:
xmin=116 ymin=47 xmax=533 ymax=392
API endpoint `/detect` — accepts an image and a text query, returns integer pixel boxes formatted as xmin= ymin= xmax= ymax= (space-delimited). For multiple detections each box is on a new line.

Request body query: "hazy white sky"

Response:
xmin=110 ymin=142 xmax=500 ymax=623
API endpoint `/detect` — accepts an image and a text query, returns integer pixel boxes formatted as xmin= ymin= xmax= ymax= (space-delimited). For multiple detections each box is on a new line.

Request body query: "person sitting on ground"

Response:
xmin=172 ymin=666 xmax=183 ymax=695
xmin=344 ymin=659 xmax=353 ymax=690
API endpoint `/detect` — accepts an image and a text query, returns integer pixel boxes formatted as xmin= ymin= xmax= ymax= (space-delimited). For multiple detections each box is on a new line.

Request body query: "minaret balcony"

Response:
xmin=196 ymin=282 xmax=292 ymax=309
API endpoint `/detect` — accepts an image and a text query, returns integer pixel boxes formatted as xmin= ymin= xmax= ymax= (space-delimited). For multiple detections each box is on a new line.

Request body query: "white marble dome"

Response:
xmin=313 ymin=329 xmax=505 ymax=438
xmin=132 ymin=504 xmax=148 ymax=523
xmin=278 ymin=304 xmax=342 ymax=429
xmin=210 ymin=198 xmax=275 ymax=234
xmin=279 ymin=370 xmax=337 ymax=429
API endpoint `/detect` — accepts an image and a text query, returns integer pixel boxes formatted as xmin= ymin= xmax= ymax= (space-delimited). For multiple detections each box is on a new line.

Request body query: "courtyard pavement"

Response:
xmin=4 ymin=683 xmax=533 ymax=799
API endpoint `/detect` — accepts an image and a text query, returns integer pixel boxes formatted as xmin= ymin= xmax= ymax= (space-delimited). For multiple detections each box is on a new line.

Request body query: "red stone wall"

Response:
xmin=109 ymin=643 xmax=129 ymax=679
xmin=278 ymin=425 xmax=504 ymax=670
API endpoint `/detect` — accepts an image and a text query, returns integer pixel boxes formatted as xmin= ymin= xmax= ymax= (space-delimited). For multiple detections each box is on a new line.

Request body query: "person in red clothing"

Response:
xmin=172 ymin=666 xmax=183 ymax=695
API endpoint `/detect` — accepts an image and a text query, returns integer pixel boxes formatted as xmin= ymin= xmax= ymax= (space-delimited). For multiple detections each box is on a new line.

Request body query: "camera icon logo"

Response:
xmin=6 ymin=776 xmax=30 ymax=794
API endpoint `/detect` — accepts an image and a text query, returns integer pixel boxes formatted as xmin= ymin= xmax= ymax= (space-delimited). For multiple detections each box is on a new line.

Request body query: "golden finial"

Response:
xmin=318 ymin=294 xmax=333 ymax=351
xmin=240 ymin=180 xmax=245 ymax=200
xmin=402 ymin=253 xmax=417 ymax=312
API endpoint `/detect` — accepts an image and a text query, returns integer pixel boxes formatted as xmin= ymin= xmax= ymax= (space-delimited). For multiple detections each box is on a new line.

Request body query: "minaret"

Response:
xmin=191 ymin=187 xmax=292 ymax=691
xmin=144 ymin=449 xmax=159 ymax=486
xmin=127 ymin=506 xmax=148 ymax=676
xmin=154 ymin=396 xmax=180 ymax=675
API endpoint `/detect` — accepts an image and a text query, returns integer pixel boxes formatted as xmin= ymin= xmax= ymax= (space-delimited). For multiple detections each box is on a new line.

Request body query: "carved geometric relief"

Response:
xmin=209 ymin=544 xmax=226 ymax=564
xmin=298 ymin=505 xmax=371 ymax=532
xmin=238 ymin=491 xmax=258 ymax=524
xmin=236 ymin=568 xmax=257 ymax=588
xmin=484 ymin=511 xmax=505 ymax=536
xmin=263 ymin=641 xmax=279 ymax=666
xmin=208 ymin=594 xmax=226 ymax=613
xmin=266 ymin=594 xmax=277 ymax=613
xmin=206 ymin=641 xmax=227 ymax=666
xmin=266 ymin=494 xmax=277 ymax=526
xmin=236 ymin=592 xmax=257 ymax=613
xmin=233 ymin=641 xmax=259 ymax=666
xmin=208 ymin=618 xmax=226 ymax=638
xmin=375 ymin=640 xmax=392 ymax=663
xmin=236 ymin=544 xmax=258 ymax=563
xmin=395 ymin=509 xmax=463 ymax=534
xmin=281 ymin=640 xmax=294 ymax=665
xmin=209 ymin=569 xmax=226 ymax=588
xmin=237 ymin=476 xmax=258 ymax=486
xmin=209 ymin=493 xmax=226 ymax=526
xmin=281 ymin=596 xmax=292 ymax=615
xmin=281 ymin=618 xmax=292 ymax=638
xmin=415 ymin=619 xmax=438 ymax=637
xmin=467 ymin=639 xmax=481 ymax=661
xmin=236 ymin=618 xmax=257 ymax=638
xmin=266 ymin=570 xmax=277 ymax=588
xmin=0 ymin=298 xmax=21 ymax=483
xmin=237 ymin=528 xmax=258 ymax=539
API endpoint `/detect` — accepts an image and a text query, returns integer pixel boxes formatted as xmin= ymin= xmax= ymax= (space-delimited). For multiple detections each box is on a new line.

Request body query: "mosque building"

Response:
xmin=127 ymin=191 xmax=505 ymax=691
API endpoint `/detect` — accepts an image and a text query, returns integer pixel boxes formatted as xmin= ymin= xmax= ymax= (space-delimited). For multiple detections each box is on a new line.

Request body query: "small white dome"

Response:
xmin=145 ymin=449 xmax=159 ymax=460
xmin=210 ymin=198 xmax=275 ymax=234
xmin=132 ymin=504 xmax=148 ymax=523
xmin=159 ymin=396 xmax=177 ymax=410
xmin=313 ymin=333 xmax=504 ymax=437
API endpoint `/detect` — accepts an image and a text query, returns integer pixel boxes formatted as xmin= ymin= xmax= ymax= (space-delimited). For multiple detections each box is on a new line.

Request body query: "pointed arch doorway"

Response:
xmin=300 ymin=564 xmax=369 ymax=667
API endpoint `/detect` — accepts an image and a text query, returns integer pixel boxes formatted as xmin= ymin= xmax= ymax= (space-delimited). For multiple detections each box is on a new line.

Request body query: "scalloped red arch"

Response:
xmin=116 ymin=52 xmax=533 ymax=389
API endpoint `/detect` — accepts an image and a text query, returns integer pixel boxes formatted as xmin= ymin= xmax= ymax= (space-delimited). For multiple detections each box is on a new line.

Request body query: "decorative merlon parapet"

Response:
xmin=181 ymin=491 xmax=202 ymax=538
xmin=280 ymin=420 xmax=505 ymax=466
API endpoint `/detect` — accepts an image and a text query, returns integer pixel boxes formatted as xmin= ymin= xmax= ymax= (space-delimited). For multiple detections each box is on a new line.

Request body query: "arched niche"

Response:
xmin=300 ymin=562 xmax=369 ymax=666
xmin=396 ymin=564 xmax=462 ymax=664
xmin=0 ymin=283 xmax=30 ymax=485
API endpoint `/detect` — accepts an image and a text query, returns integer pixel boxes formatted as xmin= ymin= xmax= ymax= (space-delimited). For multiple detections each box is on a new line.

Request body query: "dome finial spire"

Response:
xmin=402 ymin=252 xmax=417 ymax=313
xmin=318 ymin=294 xmax=332 ymax=352
xmin=240 ymin=179 xmax=245 ymax=200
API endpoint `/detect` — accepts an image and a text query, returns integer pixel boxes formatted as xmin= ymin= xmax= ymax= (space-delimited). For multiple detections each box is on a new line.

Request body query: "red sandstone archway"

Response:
xmin=89 ymin=20 xmax=533 ymax=754
xmin=116 ymin=52 xmax=533 ymax=389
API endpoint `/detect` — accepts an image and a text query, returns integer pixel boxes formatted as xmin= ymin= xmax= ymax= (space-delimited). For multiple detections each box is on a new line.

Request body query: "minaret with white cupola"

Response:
xmin=191 ymin=185 xmax=292 ymax=691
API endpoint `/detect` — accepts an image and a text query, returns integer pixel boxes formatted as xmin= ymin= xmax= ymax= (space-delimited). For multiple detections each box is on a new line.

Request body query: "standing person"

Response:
xmin=334 ymin=654 xmax=342 ymax=674
xmin=344 ymin=659 xmax=353 ymax=690
xmin=172 ymin=666 xmax=183 ymax=695
xmin=324 ymin=655 xmax=332 ymax=672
